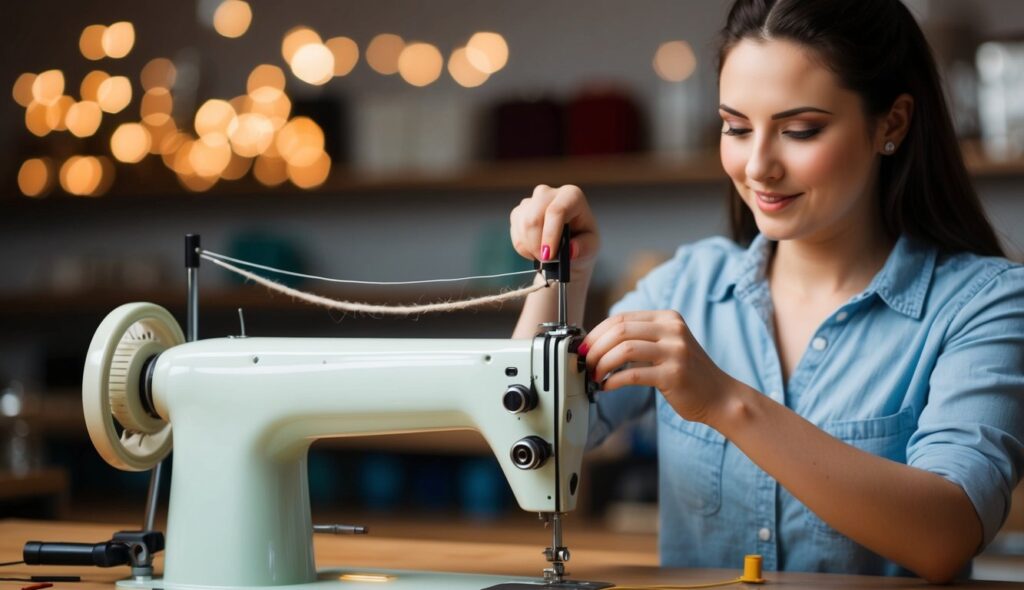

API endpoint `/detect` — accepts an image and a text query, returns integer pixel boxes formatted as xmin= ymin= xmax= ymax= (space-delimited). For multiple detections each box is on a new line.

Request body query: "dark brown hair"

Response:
xmin=719 ymin=0 xmax=1005 ymax=257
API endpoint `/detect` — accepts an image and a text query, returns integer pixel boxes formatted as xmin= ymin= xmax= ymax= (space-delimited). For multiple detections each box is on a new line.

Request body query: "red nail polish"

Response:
xmin=541 ymin=245 xmax=551 ymax=261
xmin=578 ymin=342 xmax=589 ymax=356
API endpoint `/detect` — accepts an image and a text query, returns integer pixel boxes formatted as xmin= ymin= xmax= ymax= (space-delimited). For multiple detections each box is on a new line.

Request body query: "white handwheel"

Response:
xmin=83 ymin=302 xmax=184 ymax=471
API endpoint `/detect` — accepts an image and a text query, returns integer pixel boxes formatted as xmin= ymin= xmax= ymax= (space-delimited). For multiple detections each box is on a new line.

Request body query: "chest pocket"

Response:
xmin=801 ymin=407 xmax=916 ymax=536
xmin=657 ymin=400 xmax=727 ymax=516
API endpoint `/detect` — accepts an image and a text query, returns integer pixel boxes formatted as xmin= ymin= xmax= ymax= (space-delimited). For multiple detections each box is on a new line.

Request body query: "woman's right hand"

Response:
xmin=509 ymin=184 xmax=600 ymax=280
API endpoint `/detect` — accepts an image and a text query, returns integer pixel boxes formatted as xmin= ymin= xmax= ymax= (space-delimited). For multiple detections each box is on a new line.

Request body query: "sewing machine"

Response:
xmin=81 ymin=299 xmax=609 ymax=590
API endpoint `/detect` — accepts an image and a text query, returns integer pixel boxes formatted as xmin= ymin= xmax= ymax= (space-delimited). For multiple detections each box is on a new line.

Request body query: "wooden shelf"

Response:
xmin=0 ymin=468 xmax=69 ymax=502
xmin=2 ymin=152 xmax=729 ymax=205
xmin=5 ymin=148 xmax=1022 ymax=206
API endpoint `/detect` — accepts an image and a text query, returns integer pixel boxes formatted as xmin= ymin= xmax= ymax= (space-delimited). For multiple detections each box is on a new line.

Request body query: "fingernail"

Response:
xmin=578 ymin=342 xmax=589 ymax=356
xmin=541 ymin=245 xmax=551 ymax=261
xmin=570 ymin=240 xmax=579 ymax=260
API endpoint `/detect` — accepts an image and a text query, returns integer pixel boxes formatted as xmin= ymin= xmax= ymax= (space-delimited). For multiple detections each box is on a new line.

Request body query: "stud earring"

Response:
xmin=883 ymin=140 xmax=896 ymax=155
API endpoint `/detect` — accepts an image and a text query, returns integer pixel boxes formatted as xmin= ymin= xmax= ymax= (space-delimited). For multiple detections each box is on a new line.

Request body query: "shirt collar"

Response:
xmin=861 ymin=234 xmax=937 ymax=319
xmin=708 ymin=233 xmax=772 ymax=303
xmin=707 ymin=233 xmax=937 ymax=320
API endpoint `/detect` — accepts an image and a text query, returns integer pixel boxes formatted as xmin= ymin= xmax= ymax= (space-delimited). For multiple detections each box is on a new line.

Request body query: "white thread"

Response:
xmin=199 ymin=249 xmax=537 ymax=285
xmin=203 ymin=255 xmax=550 ymax=316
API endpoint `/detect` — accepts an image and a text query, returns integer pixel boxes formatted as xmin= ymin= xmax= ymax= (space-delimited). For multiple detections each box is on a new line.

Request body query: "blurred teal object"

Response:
xmin=307 ymin=450 xmax=344 ymax=506
xmin=473 ymin=222 xmax=534 ymax=290
xmin=226 ymin=230 xmax=307 ymax=288
xmin=411 ymin=457 xmax=454 ymax=511
xmin=359 ymin=454 xmax=404 ymax=511
xmin=458 ymin=457 xmax=509 ymax=520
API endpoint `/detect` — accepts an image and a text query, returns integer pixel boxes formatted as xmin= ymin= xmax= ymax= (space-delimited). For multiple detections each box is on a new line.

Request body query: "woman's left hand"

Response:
xmin=579 ymin=310 xmax=737 ymax=425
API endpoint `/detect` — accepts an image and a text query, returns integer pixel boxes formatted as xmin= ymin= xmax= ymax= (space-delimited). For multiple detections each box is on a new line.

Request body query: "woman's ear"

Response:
xmin=877 ymin=93 xmax=914 ymax=153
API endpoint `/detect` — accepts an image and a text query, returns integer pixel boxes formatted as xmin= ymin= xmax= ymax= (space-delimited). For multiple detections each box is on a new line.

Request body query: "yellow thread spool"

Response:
xmin=740 ymin=554 xmax=765 ymax=584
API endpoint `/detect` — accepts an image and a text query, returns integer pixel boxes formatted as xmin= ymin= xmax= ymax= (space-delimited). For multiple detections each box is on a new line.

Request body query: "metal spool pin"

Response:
xmin=142 ymin=234 xmax=199 ymax=535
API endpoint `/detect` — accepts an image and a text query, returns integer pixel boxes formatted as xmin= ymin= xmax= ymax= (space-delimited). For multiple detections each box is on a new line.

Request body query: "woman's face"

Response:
xmin=719 ymin=38 xmax=883 ymax=244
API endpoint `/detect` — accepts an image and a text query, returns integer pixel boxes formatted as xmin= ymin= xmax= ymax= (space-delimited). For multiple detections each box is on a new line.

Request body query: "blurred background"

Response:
xmin=2 ymin=0 xmax=1024 ymax=579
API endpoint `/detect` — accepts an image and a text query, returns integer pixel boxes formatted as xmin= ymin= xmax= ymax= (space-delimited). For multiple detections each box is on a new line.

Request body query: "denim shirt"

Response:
xmin=588 ymin=234 xmax=1024 ymax=576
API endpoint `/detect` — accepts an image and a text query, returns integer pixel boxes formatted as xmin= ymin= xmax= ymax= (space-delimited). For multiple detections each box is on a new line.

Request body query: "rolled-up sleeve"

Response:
xmin=907 ymin=266 xmax=1024 ymax=548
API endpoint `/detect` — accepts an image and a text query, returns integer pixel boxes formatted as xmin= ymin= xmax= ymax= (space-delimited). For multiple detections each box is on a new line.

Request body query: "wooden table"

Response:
xmin=1 ymin=520 xmax=1021 ymax=589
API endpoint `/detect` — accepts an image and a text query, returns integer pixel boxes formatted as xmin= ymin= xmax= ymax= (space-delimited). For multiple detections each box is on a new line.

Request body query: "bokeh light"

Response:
xmin=102 ymin=22 xmax=135 ymax=59
xmin=25 ymin=102 xmax=51 ymax=137
xmin=287 ymin=151 xmax=330 ymax=189
xmin=281 ymin=26 xmax=322 ymax=64
xmin=13 ymin=73 xmax=36 ymax=107
xmin=466 ymin=32 xmax=508 ymax=74
xmin=276 ymin=117 xmax=324 ymax=167
xmin=140 ymin=58 xmax=177 ymax=90
xmin=220 ymin=152 xmax=252 ymax=180
xmin=290 ymin=43 xmax=334 ymax=85
xmin=326 ymin=36 xmax=359 ymax=76
xmin=246 ymin=90 xmax=291 ymax=129
xmin=247 ymin=64 xmax=286 ymax=95
xmin=32 ymin=70 xmax=64 ymax=106
xmin=171 ymin=138 xmax=197 ymax=176
xmin=228 ymin=112 xmax=275 ymax=157
xmin=144 ymin=118 xmax=178 ymax=154
xmin=18 ymin=158 xmax=54 ymax=197
xmin=229 ymin=94 xmax=248 ymax=114
xmin=447 ymin=47 xmax=489 ymax=88
xmin=79 ymin=25 xmax=107 ymax=61
xmin=213 ymin=0 xmax=252 ymax=38
xmin=60 ymin=156 xmax=104 ymax=196
xmin=253 ymin=154 xmax=287 ymax=186
xmin=653 ymin=40 xmax=697 ymax=82
xmin=159 ymin=131 xmax=188 ymax=164
xmin=65 ymin=101 xmax=103 ymax=137
xmin=178 ymin=173 xmax=218 ymax=193
xmin=141 ymin=88 xmax=173 ymax=125
xmin=195 ymin=99 xmax=237 ymax=137
xmin=398 ymin=43 xmax=443 ymax=87
xmin=111 ymin=122 xmax=152 ymax=163
xmin=97 ymin=76 xmax=132 ymax=113
xmin=366 ymin=34 xmax=404 ymax=75
xmin=94 ymin=156 xmax=116 ymax=196
xmin=80 ymin=70 xmax=110 ymax=102
xmin=189 ymin=133 xmax=232 ymax=177
xmin=45 ymin=95 xmax=74 ymax=131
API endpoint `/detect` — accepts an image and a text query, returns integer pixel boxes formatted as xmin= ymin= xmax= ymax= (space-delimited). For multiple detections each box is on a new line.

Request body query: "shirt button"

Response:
xmin=811 ymin=337 xmax=828 ymax=351
xmin=835 ymin=311 xmax=849 ymax=322
xmin=758 ymin=527 xmax=772 ymax=542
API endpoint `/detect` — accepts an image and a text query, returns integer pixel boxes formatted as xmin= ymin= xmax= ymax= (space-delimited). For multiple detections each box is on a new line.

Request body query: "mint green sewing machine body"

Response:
xmin=83 ymin=302 xmax=598 ymax=590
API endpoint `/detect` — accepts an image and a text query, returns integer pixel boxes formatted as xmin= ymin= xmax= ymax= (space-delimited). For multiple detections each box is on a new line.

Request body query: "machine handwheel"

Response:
xmin=82 ymin=302 xmax=184 ymax=471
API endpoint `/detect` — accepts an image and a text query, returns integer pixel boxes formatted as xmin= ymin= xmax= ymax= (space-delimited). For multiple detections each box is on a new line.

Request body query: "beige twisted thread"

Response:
xmin=201 ymin=255 xmax=550 ymax=316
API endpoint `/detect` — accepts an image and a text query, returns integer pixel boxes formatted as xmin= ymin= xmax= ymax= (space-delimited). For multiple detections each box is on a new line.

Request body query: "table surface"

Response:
xmin=2 ymin=520 xmax=1023 ymax=589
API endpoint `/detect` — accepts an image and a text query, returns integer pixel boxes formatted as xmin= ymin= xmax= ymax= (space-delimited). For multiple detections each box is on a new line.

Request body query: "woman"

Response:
xmin=509 ymin=0 xmax=1024 ymax=582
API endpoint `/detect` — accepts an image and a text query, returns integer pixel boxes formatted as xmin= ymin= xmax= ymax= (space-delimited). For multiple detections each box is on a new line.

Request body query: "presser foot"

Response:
xmin=542 ymin=550 xmax=569 ymax=583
